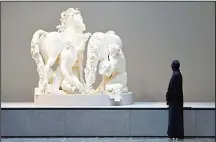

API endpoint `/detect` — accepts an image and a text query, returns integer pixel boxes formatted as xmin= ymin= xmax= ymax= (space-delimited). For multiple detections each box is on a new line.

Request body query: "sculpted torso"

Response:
xmin=97 ymin=43 xmax=128 ymax=94
xmin=105 ymin=46 xmax=128 ymax=93
xmin=84 ymin=31 xmax=128 ymax=94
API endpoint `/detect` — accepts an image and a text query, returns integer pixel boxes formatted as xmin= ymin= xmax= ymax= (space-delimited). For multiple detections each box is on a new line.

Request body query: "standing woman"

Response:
xmin=166 ymin=60 xmax=184 ymax=139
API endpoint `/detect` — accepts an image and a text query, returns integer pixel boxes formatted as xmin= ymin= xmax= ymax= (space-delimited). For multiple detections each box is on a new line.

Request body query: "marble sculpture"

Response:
xmin=30 ymin=8 xmax=128 ymax=102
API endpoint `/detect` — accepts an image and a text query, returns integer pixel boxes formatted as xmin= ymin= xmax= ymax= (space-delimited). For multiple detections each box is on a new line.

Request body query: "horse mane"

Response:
xmin=56 ymin=8 xmax=81 ymax=33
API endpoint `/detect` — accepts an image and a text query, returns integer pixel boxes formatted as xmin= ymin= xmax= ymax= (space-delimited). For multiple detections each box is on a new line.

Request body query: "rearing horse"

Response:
xmin=30 ymin=8 xmax=90 ymax=95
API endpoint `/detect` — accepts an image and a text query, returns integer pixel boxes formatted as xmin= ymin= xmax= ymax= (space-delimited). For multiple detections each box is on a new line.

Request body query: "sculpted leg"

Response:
xmin=96 ymin=76 xmax=105 ymax=92
xmin=37 ymin=65 xmax=44 ymax=92
xmin=43 ymin=57 xmax=57 ymax=93
xmin=105 ymin=72 xmax=128 ymax=94
xmin=75 ymin=78 xmax=85 ymax=93
xmin=52 ymin=65 xmax=63 ymax=92
xmin=96 ymin=75 xmax=109 ymax=92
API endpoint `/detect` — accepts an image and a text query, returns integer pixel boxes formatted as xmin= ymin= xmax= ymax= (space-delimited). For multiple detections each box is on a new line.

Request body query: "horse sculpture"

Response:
xmin=30 ymin=8 xmax=91 ymax=95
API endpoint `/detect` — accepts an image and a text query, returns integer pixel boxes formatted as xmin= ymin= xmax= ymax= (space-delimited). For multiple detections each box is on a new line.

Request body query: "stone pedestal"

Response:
xmin=34 ymin=92 xmax=133 ymax=106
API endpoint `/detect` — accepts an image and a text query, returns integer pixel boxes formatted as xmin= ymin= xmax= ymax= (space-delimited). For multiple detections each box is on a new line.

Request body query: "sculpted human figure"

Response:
xmin=84 ymin=31 xmax=109 ymax=92
xmin=60 ymin=36 xmax=89 ymax=94
xmin=98 ymin=43 xmax=128 ymax=95
xmin=84 ymin=31 xmax=128 ymax=95
xmin=30 ymin=8 xmax=90 ymax=95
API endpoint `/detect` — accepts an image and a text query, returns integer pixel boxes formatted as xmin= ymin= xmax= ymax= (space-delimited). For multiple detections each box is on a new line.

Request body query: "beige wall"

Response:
xmin=1 ymin=2 xmax=215 ymax=102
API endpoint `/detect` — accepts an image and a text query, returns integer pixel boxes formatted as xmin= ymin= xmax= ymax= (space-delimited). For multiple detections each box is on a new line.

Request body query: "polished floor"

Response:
xmin=1 ymin=137 xmax=215 ymax=142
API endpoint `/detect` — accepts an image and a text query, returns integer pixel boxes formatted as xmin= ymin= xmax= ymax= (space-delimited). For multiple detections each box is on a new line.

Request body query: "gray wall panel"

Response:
xmin=1 ymin=110 xmax=66 ymax=136
xmin=65 ymin=110 xmax=130 ymax=136
xmin=195 ymin=110 xmax=215 ymax=136
xmin=131 ymin=110 xmax=168 ymax=136
xmin=184 ymin=110 xmax=196 ymax=136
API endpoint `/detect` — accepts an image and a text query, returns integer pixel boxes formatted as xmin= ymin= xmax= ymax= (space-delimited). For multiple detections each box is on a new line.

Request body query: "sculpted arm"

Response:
xmin=105 ymin=44 xmax=121 ymax=75
xmin=99 ymin=43 xmax=120 ymax=76
xmin=97 ymin=59 xmax=117 ymax=91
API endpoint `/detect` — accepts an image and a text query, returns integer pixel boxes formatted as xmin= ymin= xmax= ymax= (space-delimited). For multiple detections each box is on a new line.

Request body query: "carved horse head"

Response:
xmin=56 ymin=8 xmax=86 ymax=33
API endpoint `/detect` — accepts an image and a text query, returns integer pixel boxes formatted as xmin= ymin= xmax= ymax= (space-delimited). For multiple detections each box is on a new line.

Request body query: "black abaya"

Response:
xmin=166 ymin=62 xmax=184 ymax=139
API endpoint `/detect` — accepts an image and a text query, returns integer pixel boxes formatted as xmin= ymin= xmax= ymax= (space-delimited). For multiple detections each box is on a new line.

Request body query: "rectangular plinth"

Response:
xmin=34 ymin=92 xmax=133 ymax=106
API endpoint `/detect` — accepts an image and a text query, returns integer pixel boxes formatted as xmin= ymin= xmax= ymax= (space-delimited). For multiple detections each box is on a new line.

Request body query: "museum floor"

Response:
xmin=1 ymin=137 xmax=215 ymax=142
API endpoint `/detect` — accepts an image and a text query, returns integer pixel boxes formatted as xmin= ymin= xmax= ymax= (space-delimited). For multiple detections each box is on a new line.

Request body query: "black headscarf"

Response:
xmin=171 ymin=60 xmax=180 ymax=72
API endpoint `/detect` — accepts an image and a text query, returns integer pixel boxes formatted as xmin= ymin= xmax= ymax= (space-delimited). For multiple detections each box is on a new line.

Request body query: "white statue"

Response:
xmin=30 ymin=8 xmax=91 ymax=95
xmin=30 ymin=7 xmax=129 ymax=104
xmin=84 ymin=31 xmax=128 ymax=96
